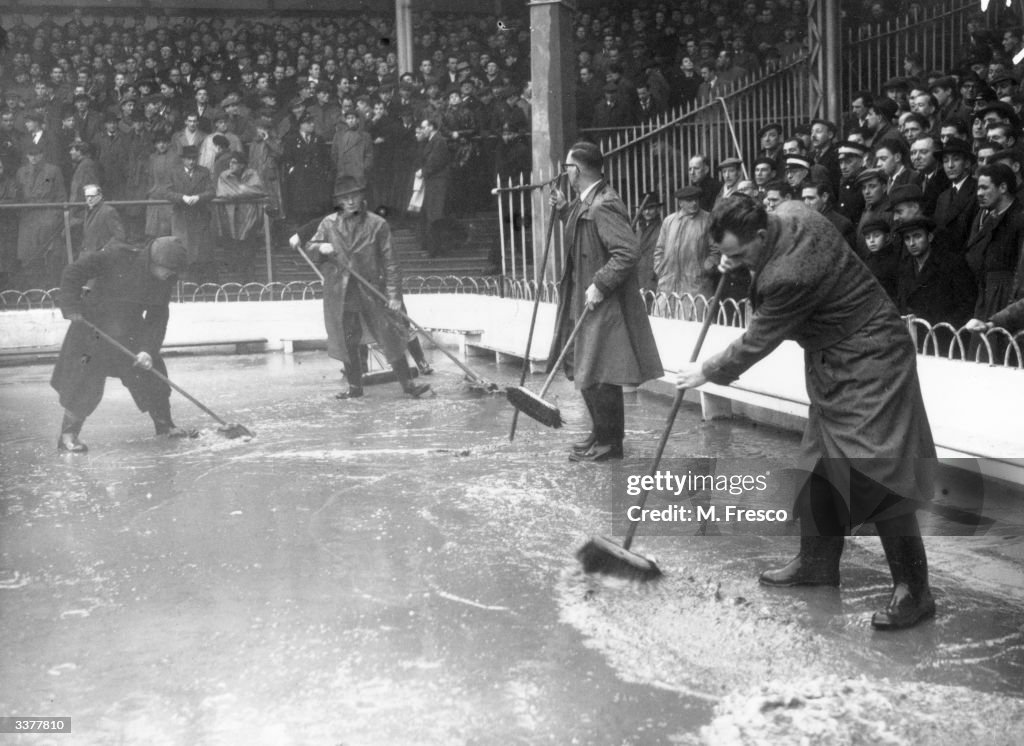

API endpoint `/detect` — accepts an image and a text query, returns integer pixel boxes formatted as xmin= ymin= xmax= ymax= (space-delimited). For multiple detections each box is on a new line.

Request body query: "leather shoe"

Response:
xmin=871 ymin=584 xmax=936 ymax=630
xmin=571 ymin=433 xmax=597 ymax=454
xmin=57 ymin=433 xmax=88 ymax=453
xmin=569 ymin=442 xmax=623 ymax=462
xmin=404 ymin=382 xmax=431 ymax=398
xmin=334 ymin=386 xmax=364 ymax=400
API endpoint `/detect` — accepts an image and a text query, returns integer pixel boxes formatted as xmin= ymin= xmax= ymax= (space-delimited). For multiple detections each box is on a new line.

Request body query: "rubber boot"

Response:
xmin=58 ymin=411 xmax=88 ymax=453
xmin=392 ymin=357 xmax=430 ymax=398
xmin=337 ymin=339 xmax=366 ymax=399
xmin=758 ymin=535 xmax=844 ymax=586
xmin=872 ymin=514 xmax=935 ymax=630
xmin=150 ymin=400 xmax=187 ymax=437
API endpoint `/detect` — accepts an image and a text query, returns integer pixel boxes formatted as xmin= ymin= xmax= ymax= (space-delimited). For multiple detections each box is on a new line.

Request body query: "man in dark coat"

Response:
xmin=51 ymin=236 xmax=192 ymax=452
xmin=548 ymin=142 xmax=664 ymax=462
xmin=156 ymin=145 xmax=217 ymax=282
xmin=298 ymin=177 xmax=430 ymax=400
xmin=676 ymin=197 xmax=938 ymax=631
xmin=281 ymin=113 xmax=332 ymax=232
xmin=15 ymin=143 xmax=66 ymax=290
xmin=932 ymin=138 xmax=977 ymax=252
xmin=836 ymin=140 xmax=869 ymax=226
xmin=414 ymin=118 xmax=451 ymax=257
xmin=894 ymin=216 xmax=977 ymax=353
xmin=80 ymin=184 xmax=126 ymax=255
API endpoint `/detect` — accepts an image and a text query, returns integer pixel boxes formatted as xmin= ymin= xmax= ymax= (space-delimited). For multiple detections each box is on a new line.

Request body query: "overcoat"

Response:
xmin=15 ymin=161 xmax=65 ymax=264
xmin=418 ymin=133 xmax=450 ymax=223
xmin=308 ymin=210 xmax=407 ymax=366
xmin=547 ymin=180 xmax=664 ymax=390
xmin=50 ymin=240 xmax=173 ymax=415
xmin=701 ymin=202 xmax=935 ymax=524
xmin=82 ymin=202 xmax=126 ymax=254
xmin=157 ymin=164 xmax=216 ymax=264
xmin=281 ymin=131 xmax=332 ymax=222
xmin=331 ymin=124 xmax=374 ymax=188
xmin=653 ymin=208 xmax=715 ymax=301
xmin=933 ymin=177 xmax=978 ymax=251
xmin=897 ymin=249 xmax=977 ymax=329
xmin=963 ymin=198 xmax=1024 ymax=320
xmin=145 ymin=151 xmax=179 ymax=237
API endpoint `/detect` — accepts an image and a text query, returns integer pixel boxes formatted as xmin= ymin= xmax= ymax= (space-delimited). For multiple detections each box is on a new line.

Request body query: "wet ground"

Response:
xmin=0 ymin=350 xmax=1022 ymax=745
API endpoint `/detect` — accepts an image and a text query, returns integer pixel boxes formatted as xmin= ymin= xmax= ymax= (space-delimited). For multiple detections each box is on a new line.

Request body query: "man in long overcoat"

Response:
xmin=300 ymin=177 xmax=430 ymax=400
xmin=548 ymin=141 xmax=664 ymax=462
xmin=157 ymin=144 xmax=216 ymax=282
xmin=281 ymin=113 xmax=332 ymax=232
xmin=15 ymin=143 xmax=66 ymax=289
xmin=51 ymin=237 xmax=191 ymax=452
xmin=676 ymin=197 xmax=937 ymax=631
xmin=80 ymin=184 xmax=126 ymax=255
xmin=414 ymin=118 xmax=450 ymax=257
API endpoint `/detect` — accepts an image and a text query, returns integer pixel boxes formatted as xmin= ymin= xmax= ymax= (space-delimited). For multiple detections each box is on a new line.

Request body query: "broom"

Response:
xmin=576 ymin=274 xmax=728 ymax=581
xmin=505 ymin=306 xmax=590 ymax=428
xmin=295 ymin=240 xmax=499 ymax=392
xmin=79 ymin=319 xmax=254 ymax=439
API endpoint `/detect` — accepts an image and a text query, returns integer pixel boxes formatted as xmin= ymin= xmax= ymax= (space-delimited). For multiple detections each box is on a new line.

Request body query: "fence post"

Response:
xmin=263 ymin=210 xmax=273 ymax=285
xmin=62 ymin=205 xmax=73 ymax=265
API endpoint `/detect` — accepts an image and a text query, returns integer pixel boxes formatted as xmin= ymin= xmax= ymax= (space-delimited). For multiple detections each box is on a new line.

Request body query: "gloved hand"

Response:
xmin=317 ymin=242 xmax=335 ymax=256
xmin=134 ymin=351 xmax=153 ymax=370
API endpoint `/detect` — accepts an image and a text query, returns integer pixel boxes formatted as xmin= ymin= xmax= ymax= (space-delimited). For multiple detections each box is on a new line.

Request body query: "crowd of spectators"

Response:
xmin=640 ymin=8 xmax=1024 ymax=350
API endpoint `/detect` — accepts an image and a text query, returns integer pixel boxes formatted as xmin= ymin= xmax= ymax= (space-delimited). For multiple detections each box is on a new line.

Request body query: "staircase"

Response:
xmin=257 ymin=211 xmax=504 ymax=284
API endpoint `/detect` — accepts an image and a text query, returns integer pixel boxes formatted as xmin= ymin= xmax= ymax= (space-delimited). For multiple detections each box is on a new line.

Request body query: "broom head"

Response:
xmin=218 ymin=422 xmax=254 ymax=439
xmin=505 ymin=385 xmax=563 ymax=428
xmin=576 ymin=534 xmax=662 ymax=581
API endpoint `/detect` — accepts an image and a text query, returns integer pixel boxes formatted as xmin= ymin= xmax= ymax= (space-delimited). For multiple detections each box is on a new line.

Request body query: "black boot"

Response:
xmin=392 ymin=357 xmax=430 ymax=398
xmin=872 ymin=515 xmax=935 ymax=630
xmin=58 ymin=411 xmax=88 ymax=453
xmin=759 ymin=535 xmax=844 ymax=587
xmin=408 ymin=338 xmax=432 ymax=374
xmin=571 ymin=432 xmax=597 ymax=454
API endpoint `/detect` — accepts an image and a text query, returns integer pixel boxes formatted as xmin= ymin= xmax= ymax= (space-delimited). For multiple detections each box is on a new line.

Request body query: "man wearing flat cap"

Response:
xmin=894 ymin=215 xmax=976 ymax=349
xmin=654 ymin=184 xmax=716 ymax=315
xmin=297 ymin=177 xmax=431 ymax=401
xmin=865 ymin=97 xmax=900 ymax=149
xmin=854 ymin=167 xmax=891 ymax=255
xmin=714 ymin=157 xmax=744 ymax=205
xmin=52 ymin=236 xmax=193 ymax=452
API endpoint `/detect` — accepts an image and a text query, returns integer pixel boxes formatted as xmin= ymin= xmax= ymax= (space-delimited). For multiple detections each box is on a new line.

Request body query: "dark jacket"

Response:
xmin=701 ymin=201 xmax=934 ymax=524
xmin=418 ymin=133 xmax=451 ymax=223
xmin=897 ymin=249 xmax=977 ymax=328
xmin=933 ymin=176 xmax=978 ymax=252
xmin=964 ymin=198 xmax=1024 ymax=320
xmin=547 ymin=179 xmax=664 ymax=389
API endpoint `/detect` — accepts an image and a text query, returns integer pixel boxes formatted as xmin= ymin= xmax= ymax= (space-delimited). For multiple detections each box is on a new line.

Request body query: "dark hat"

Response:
xmin=870 ymin=97 xmax=899 ymax=120
xmin=718 ymin=156 xmax=743 ymax=170
xmin=929 ymin=75 xmax=958 ymax=91
xmin=25 ymin=143 xmax=44 ymax=155
xmin=810 ymin=118 xmax=837 ymax=133
xmin=990 ymin=148 xmax=1024 ymax=166
xmin=150 ymin=236 xmax=189 ymax=272
xmin=757 ymin=122 xmax=783 ymax=137
xmin=860 ymin=215 xmax=890 ymax=235
xmin=990 ymin=72 xmax=1019 ymax=88
xmin=497 ymin=85 xmax=516 ymax=98
xmin=638 ymin=190 xmax=663 ymax=207
xmin=180 ymin=145 xmax=199 ymax=159
xmin=935 ymin=137 xmax=975 ymax=160
xmin=854 ymin=167 xmax=886 ymax=186
xmin=602 ymin=82 xmax=619 ymax=94
xmin=255 ymin=115 xmax=274 ymax=128
xmin=976 ymin=101 xmax=1020 ymax=127
xmin=784 ymin=155 xmax=812 ymax=170
xmin=289 ymin=96 xmax=306 ymax=109
xmin=959 ymin=70 xmax=983 ymax=85
xmin=838 ymin=140 xmax=871 ymax=158
xmin=888 ymin=184 xmax=925 ymax=205
xmin=674 ymin=185 xmax=703 ymax=200
xmin=893 ymin=215 xmax=936 ymax=234
xmin=456 ymin=61 xmax=471 ymax=71
xmin=298 ymin=112 xmax=315 ymax=124
xmin=753 ymin=155 xmax=777 ymax=169
xmin=333 ymin=175 xmax=366 ymax=202
xmin=316 ymin=81 xmax=333 ymax=93
xmin=882 ymin=76 xmax=909 ymax=90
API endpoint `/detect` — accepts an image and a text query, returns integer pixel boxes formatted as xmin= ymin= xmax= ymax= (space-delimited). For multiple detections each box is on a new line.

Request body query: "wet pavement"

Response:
xmin=0 ymin=350 xmax=1022 ymax=745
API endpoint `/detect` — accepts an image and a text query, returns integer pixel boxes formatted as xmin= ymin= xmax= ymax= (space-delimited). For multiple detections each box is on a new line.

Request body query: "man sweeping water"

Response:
xmin=547 ymin=142 xmax=663 ymax=462
xmin=299 ymin=176 xmax=431 ymax=401
xmin=675 ymin=196 xmax=937 ymax=630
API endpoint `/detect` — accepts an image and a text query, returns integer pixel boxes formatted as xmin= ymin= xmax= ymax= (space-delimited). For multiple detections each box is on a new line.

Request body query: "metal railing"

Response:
xmin=2 ymin=281 xmax=1022 ymax=368
xmin=0 ymin=195 xmax=276 ymax=284
xmin=843 ymin=0 xmax=1011 ymax=103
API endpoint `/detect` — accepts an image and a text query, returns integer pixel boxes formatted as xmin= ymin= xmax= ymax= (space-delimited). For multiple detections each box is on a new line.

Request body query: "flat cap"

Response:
xmin=854 ymin=167 xmax=887 ymax=185
xmin=860 ymin=215 xmax=891 ymax=234
xmin=718 ymin=156 xmax=743 ymax=169
xmin=893 ymin=215 xmax=936 ymax=233
xmin=674 ymin=185 xmax=703 ymax=200
xmin=887 ymin=184 xmax=925 ymax=205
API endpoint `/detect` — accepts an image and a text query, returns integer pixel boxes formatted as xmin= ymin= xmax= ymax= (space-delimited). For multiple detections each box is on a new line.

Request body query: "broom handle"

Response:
xmin=510 ymin=175 xmax=563 ymax=441
xmin=300 ymin=241 xmax=492 ymax=386
xmin=535 ymin=306 xmax=590 ymax=398
xmin=622 ymin=274 xmax=728 ymax=551
xmin=78 ymin=318 xmax=231 ymax=428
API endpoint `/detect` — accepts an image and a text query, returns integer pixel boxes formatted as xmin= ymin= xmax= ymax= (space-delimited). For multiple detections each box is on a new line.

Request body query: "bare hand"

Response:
xmin=134 ymin=351 xmax=153 ymax=370
xmin=718 ymin=255 xmax=739 ymax=274
xmin=550 ymin=188 xmax=567 ymax=209
xmin=316 ymin=242 xmax=335 ymax=256
xmin=964 ymin=318 xmax=991 ymax=333
xmin=676 ymin=363 xmax=708 ymax=390
xmin=388 ymin=299 xmax=402 ymax=312
xmin=288 ymin=234 xmax=301 ymax=250
xmin=67 ymin=312 xmax=84 ymax=323
xmin=584 ymin=283 xmax=603 ymax=310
